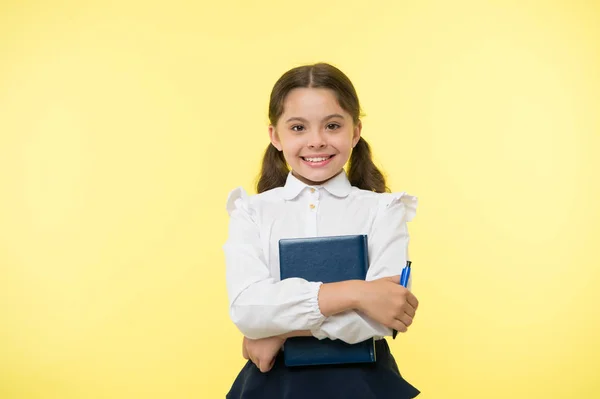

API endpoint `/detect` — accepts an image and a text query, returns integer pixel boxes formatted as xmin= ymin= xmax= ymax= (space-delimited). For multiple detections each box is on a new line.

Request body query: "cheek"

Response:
xmin=280 ymin=146 xmax=299 ymax=163
xmin=282 ymin=138 xmax=304 ymax=155
xmin=332 ymin=136 xmax=353 ymax=152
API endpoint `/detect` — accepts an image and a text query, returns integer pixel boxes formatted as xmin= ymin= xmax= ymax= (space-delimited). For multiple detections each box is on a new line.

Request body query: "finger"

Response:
xmin=259 ymin=360 xmax=271 ymax=373
xmin=399 ymin=312 xmax=413 ymax=328
xmin=391 ymin=319 xmax=408 ymax=333
xmin=242 ymin=339 xmax=249 ymax=359
xmin=385 ymin=275 xmax=401 ymax=284
xmin=406 ymin=292 xmax=419 ymax=309
xmin=263 ymin=357 xmax=276 ymax=373
xmin=402 ymin=303 xmax=416 ymax=318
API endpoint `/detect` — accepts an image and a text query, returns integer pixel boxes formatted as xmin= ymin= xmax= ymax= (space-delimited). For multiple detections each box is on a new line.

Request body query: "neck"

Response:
xmin=291 ymin=169 xmax=343 ymax=186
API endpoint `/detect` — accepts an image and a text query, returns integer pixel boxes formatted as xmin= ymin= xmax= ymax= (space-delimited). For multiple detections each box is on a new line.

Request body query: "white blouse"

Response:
xmin=223 ymin=170 xmax=417 ymax=344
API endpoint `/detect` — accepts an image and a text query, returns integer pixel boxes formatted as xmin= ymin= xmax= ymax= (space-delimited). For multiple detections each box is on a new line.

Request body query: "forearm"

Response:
xmin=280 ymin=317 xmax=389 ymax=345
xmin=230 ymin=278 xmax=325 ymax=338
xmin=247 ymin=280 xmax=392 ymax=344
xmin=312 ymin=311 xmax=391 ymax=344
xmin=318 ymin=280 xmax=364 ymax=316
xmin=313 ymin=280 xmax=392 ymax=344
xmin=312 ymin=279 xmax=392 ymax=344
xmin=231 ymin=279 xmax=366 ymax=339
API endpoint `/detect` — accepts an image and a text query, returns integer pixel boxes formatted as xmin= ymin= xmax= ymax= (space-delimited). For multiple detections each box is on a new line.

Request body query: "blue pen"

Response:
xmin=392 ymin=260 xmax=412 ymax=339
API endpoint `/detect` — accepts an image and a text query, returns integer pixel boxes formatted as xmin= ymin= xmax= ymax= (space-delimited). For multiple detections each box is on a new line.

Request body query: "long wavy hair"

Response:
xmin=256 ymin=63 xmax=388 ymax=194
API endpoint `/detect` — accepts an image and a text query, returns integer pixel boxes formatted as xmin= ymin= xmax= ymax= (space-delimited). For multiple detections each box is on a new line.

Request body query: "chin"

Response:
xmin=295 ymin=167 xmax=340 ymax=184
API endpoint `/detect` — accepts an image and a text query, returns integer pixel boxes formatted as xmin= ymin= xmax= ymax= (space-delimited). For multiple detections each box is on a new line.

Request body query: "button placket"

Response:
xmin=308 ymin=187 xmax=320 ymax=210
xmin=306 ymin=187 xmax=319 ymax=236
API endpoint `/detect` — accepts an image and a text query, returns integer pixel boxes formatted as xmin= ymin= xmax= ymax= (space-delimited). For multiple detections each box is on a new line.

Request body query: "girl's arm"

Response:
xmin=310 ymin=192 xmax=418 ymax=344
xmin=225 ymin=189 xmax=417 ymax=343
xmin=225 ymin=188 xmax=361 ymax=340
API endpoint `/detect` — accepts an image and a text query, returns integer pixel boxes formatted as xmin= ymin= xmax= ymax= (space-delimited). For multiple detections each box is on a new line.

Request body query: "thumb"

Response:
xmin=242 ymin=337 xmax=249 ymax=359
xmin=383 ymin=275 xmax=401 ymax=284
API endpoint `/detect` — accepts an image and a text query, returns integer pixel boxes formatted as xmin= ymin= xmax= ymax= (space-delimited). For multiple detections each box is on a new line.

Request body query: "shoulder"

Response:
xmin=378 ymin=191 xmax=418 ymax=221
xmin=349 ymin=187 xmax=418 ymax=222
xmin=225 ymin=186 xmax=285 ymax=216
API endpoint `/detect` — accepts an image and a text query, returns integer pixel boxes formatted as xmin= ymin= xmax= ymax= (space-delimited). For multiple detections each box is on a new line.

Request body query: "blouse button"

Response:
xmin=310 ymin=188 xmax=316 ymax=193
xmin=309 ymin=204 xmax=315 ymax=209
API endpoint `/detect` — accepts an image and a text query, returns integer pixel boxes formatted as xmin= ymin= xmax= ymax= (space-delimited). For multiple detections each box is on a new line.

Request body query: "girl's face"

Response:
xmin=269 ymin=88 xmax=361 ymax=186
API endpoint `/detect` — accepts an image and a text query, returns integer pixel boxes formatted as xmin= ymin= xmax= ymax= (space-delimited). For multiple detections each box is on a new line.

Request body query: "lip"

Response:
xmin=300 ymin=154 xmax=335 ymax=168
xmin=301 ymin=153 xmax=334 ymax=158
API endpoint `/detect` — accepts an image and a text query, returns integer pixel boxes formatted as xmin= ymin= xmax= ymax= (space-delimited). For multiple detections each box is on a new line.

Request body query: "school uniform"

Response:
xmin=224 ymin=170 xmax=420 ymax=399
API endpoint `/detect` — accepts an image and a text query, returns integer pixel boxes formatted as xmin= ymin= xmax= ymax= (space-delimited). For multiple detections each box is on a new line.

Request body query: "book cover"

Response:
xmin=279 ymin=234 xmax=376 ymax=367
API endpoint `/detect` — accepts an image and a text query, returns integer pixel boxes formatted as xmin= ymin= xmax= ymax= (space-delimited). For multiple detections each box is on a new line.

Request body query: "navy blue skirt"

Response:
xmin=227 ymin=339 xmax=420 ymax=399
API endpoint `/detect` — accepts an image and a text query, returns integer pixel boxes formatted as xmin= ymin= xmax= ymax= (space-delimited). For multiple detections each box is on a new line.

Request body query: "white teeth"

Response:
xmin=304 ymin=156 xmax=330 ymax=162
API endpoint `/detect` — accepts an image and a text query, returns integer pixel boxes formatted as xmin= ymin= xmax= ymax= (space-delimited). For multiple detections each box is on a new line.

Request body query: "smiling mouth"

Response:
xmin=300 ymin=155 xmax=334 ymax=163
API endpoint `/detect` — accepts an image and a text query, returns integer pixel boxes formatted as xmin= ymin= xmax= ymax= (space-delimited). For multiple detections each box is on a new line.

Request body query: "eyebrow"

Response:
xmin=285 ymin=114 xmax=345 ymax=123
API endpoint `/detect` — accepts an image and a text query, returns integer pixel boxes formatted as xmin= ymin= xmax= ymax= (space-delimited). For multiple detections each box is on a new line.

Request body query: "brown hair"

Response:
xmin=256 ymin=63 xmax=389 ymax=193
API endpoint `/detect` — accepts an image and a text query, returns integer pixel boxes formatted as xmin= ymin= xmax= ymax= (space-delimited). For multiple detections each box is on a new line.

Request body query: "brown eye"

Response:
xmin=291 ymin=125 xmax=305 ymax=132
xmin=326 ymin=123 xmax=341 ymax=130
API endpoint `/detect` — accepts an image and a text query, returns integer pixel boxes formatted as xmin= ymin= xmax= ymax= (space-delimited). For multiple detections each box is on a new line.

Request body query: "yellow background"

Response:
xmin=1 ymin=0 xmax=599 ymax=397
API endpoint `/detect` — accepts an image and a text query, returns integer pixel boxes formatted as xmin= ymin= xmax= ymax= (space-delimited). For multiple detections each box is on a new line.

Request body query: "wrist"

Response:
xmin=349 ymin=280 xmax=366 ymax=312
xmin=347 ymin=280 xmax=365 ymax=310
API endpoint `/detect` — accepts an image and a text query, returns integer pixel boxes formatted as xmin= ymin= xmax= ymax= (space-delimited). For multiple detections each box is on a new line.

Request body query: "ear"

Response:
xmin=352 ymin=120 xmax=362 ymax=148
xmin=268 ymin=125 xmax=283 ymax=151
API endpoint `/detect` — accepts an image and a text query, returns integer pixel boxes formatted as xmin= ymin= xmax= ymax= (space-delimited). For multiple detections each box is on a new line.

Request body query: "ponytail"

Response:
xmin=256 ymin=144 xmax=289 ymax=193
xmin=348 ymin=137 xmax=389 ymax=193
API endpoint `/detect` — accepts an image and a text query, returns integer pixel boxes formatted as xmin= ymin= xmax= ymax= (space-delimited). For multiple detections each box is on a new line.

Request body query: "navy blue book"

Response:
xmin=279 ymin=234 xmax=376 ymax=367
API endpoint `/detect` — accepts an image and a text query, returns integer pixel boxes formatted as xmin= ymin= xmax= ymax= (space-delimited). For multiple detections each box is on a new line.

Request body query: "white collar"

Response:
xmin=281 ymin=170 xmax=352 ymax=200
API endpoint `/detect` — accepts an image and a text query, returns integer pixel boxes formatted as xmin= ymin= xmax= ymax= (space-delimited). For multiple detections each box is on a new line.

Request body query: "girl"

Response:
xmin=224 ymin=63 xmax=420 ymax=399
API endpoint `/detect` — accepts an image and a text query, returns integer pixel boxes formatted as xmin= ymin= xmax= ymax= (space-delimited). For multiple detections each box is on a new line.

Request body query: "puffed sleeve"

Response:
xmin=311 ymin=192 xmax=418 ymax=343
xmin=223 ymin=187 xmax=326 ymax=339
xmin=366 ymin=192 xmax=417 ymax=285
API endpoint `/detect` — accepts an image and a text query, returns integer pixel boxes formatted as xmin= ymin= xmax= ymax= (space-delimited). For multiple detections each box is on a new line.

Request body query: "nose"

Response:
xmin=307 ymin=129 xmax=326 ymax=149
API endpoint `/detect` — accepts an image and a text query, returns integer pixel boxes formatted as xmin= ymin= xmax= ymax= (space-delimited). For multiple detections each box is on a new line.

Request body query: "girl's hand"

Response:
xmin=243 ymin=335 xmax=285 ymax=373
xmin=357 ymin=276 xmax=419 ymax=333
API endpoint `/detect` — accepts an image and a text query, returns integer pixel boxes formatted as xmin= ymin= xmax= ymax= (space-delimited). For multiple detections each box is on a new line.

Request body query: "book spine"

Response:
xmin=362 ymin=234 xmax=370 ymax=275
xmin=361 ymin=235 xmax=376 ymax=362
